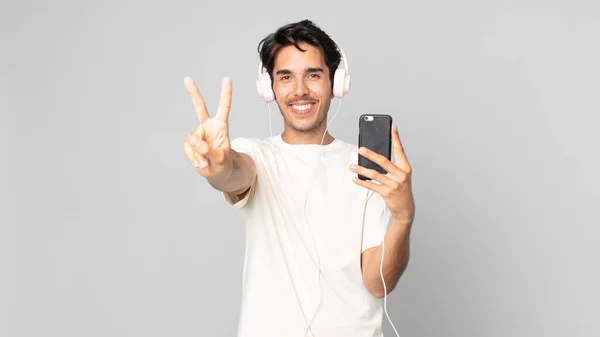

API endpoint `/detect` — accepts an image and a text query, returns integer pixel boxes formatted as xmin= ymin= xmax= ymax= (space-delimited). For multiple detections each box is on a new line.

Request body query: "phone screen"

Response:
xmin=358 ymin=114 xmax=393 ymax=180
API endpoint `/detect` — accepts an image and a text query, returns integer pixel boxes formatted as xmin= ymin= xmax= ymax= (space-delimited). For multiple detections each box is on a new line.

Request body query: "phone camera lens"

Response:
xmin=364 ymin=116 xmax=369 ymax=121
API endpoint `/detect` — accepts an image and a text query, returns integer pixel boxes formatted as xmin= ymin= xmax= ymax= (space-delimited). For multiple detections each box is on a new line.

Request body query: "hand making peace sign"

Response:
xmin=183 ymin=76 xmax=234 ymax=179
xmin=349 ymin=124 xmax=416 ymax=225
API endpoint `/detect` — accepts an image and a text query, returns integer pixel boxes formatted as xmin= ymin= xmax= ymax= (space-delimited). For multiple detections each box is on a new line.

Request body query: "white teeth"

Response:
xmin=292 ymin=104 xmax=312 ymax=111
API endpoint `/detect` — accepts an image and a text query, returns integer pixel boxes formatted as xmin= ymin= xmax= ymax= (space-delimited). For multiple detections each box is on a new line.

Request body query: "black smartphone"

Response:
xmin=358 ymin=114 xmax=393 ymax=180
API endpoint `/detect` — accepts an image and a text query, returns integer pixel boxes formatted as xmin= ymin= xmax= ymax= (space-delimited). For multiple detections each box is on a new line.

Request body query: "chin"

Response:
xmin=286 ymin=114 xmax=326 ymax=132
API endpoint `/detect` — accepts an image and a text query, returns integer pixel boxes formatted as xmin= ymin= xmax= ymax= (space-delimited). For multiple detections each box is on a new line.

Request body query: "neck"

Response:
xmin=281 ymin=125 xmax=335 ymax=145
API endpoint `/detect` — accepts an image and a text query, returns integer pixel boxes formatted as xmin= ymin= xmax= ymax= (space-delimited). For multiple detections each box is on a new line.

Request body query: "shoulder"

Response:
xmin=338 ymin=139 xmax=358 ymax=152
xmin=329 ymin=138 xmax=359 ymax=163
xmin=230 ymin=137 xmax=261 ymax=150
xmin=330 ymin=136 xmax=358 ymax=151
xmin=230 ymin=137 xmax=274 ymax=156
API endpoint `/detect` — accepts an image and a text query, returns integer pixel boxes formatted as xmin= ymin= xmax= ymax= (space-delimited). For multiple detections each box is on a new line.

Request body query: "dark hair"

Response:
xmin=257 ymin=19 xmax=341 ymax=88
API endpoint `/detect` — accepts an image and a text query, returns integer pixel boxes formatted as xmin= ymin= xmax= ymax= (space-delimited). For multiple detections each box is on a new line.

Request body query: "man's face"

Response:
xmin=272 ymin=42 xmax=333 ymax=133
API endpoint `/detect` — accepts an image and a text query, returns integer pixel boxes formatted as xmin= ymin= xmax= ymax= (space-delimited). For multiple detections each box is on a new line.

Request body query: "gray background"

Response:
xmin=2 ymin=0 xmax=599 ymax=336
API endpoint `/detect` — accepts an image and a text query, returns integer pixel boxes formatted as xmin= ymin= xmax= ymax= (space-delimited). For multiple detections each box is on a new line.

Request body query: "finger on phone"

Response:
xmin=391 ymin=125 xmax=405 ymax=156
xmin=391 ymin=124 xmax=410 ymax=170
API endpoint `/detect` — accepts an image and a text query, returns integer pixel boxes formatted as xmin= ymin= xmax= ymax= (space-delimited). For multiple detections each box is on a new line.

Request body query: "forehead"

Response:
xmin=273 ymin=43 xmax=327 ymax=72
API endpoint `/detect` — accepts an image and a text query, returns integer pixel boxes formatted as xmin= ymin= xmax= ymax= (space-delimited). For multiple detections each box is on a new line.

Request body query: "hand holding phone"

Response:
xmin=357 ymin=114 xmax=393 ymax=180
xmin=352 ymin=114 xmax=416 ymax=226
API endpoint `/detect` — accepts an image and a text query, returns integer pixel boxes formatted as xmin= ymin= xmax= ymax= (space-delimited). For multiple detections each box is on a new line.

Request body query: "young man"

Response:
xmin=183 ymin=19 xmax=415 ymax=337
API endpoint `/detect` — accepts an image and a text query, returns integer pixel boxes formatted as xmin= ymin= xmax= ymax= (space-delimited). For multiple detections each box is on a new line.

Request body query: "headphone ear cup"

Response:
xmin=256 ymin=78 xmax=264 ymax=98
xmin=257 ymin=72 xmax=274 ymax=102
xmin=333 ymin=68 xmax=350 ymax=98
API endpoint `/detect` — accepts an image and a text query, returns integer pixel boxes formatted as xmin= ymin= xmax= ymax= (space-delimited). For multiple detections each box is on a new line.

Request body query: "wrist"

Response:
xmin=208 ymin=150 xmax=241 ymax=192
xmin=390 ymin=214 xmax=413 ymax=231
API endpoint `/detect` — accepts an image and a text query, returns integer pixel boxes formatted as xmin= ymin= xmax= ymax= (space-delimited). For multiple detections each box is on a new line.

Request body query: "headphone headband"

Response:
xmin=332 ymin=39 xmax=349 ymax=75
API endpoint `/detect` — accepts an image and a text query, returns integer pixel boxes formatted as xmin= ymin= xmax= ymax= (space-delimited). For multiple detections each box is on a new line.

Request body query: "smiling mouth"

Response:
xmin=289 ymin=102 xmax=316 ymax=115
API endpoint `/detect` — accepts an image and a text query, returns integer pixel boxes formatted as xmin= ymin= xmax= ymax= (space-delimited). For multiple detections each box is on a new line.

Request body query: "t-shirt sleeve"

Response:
xmin=361 ymin=190 xmax=391 ymax=252
xmin=222 ymin=137 xmax=259 ymax=209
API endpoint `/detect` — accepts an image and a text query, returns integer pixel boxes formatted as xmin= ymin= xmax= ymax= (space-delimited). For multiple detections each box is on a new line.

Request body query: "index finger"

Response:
xmin=358 ymin=146 xmax=402 ymax=177
xmin=184 ymin=77 xmax=209 ymax=123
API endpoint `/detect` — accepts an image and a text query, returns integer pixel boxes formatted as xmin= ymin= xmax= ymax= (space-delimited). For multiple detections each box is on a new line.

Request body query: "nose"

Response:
xmin=294 ymin=78 xmax=309 ymax=96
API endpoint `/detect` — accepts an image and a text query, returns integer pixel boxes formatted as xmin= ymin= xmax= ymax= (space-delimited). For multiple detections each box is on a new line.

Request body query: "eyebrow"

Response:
xmin=275 ymin=67 xmax=324 ymax=75
xmin=306 ymin=67 xmax=324 ymax=73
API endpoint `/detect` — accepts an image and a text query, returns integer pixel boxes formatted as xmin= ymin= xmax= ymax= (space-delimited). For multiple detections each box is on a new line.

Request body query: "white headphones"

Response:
xmin=256 ymin=39 xmax=351 ymax=102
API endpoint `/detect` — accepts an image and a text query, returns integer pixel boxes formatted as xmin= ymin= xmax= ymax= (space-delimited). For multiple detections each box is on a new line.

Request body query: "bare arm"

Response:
xmin=207 ymin=150 xmax=256 ymax=197
xmin=350 ymin=124 xmax=416 ymax=299
xmin=360 ymin=216 xmax=412 ymax=298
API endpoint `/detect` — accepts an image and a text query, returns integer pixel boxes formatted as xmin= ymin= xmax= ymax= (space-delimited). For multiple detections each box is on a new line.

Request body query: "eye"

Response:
xmin=280 ymin=75 xmax=291 ymax=81
xmin=308 ymin=73 xmax=320 ymax=79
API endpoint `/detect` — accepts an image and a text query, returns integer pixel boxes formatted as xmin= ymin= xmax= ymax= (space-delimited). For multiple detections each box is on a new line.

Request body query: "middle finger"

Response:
xmin=184 ymin=77 xmax=210 ymax=123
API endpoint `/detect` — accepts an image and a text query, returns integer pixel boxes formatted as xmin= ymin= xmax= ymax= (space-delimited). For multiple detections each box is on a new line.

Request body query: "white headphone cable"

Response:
xmin=268 ymin=102 xmax=273 ymax=138
xmin=265 ymin=95 xmax=343 ymax=337
xmin=381 ymin=206 xmax=401 ymax=337
xmin=268 ymin=98 xmax=401 ymax=337
xmin=301 ymin=96 xmax=343 ymax=337
xmin=365 ymin=189 xmax=401 ymax=337
xmin=262 ymin=57 xmax=397 ymax=337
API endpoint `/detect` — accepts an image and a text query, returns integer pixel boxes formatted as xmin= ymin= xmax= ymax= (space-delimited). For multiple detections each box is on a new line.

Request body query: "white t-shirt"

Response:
xmin=223 ymin=135 xmax=390 ymax=337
